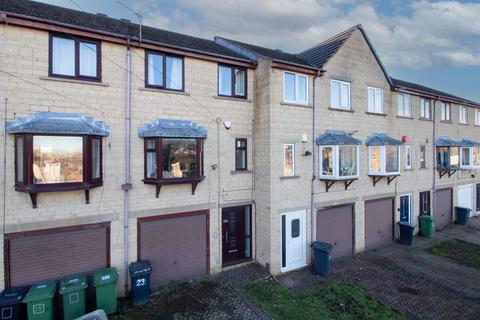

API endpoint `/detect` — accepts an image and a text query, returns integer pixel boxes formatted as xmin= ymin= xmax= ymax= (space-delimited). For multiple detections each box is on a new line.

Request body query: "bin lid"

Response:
xmin=311 ymin=241 xmax=333 ymax=252
xmin=93 ymin=267 xmax=118 ymax=286
xmin=129 ymin=260 xmax=152 ymax=277
xmin=398 ymin=221 xmax=416 ymax=228
xmin=0 ymin=287 xmax=27 ymax=306
xmin=455 ymin=206 xmax=472 ymax=212
xmin=419 ymin=215 xmax=435 ymax=222
xmin=60 ymin=274 xmax=88 ymax=294
xmin=23 ymin=282 xmax=56 ymax=303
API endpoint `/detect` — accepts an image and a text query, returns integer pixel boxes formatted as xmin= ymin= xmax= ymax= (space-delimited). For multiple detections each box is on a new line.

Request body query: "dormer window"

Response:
xmin=7 ymin=113 xmax=108 ymax=208
xmin=139 ymin=119 xmax=206 ymax=197
xmin=366 ymin=133 xmax=403 ymax=186
xmin=316 ymin=131 xmax=361 ymax=192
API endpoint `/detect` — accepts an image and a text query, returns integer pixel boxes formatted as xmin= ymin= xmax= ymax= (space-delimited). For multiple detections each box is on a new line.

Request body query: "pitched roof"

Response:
xmin=138 ymin=119 xmax=207 ymax=138
xmin=215 ymin=37 xmax=315 ymax=68
xmin=299 ymin=25 xmax=393 ymax=87
xmin=391 ymin=78 xmax=480 ymax=107
xmin=365 ymin=133 xmax=403 ymax=146
xmin=316 ymin=130 xmax=362 ymax=146
xmin=0 ymin=0 xmax=250 ymax=61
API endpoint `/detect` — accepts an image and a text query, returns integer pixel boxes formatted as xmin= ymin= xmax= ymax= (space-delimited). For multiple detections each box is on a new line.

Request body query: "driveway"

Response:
xmin=277 ymin=217 xmax=480 ymax=320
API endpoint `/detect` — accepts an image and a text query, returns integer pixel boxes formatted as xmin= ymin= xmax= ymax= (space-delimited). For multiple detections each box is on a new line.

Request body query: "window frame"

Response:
xmin=283 ymin=144 xmax=295 ymax=177
xmin=49 ymin=33 xmax=101 ymax=82
xmin=399 ymin=193 xmax=412 ymax=223
xmin=420 ymin=98 xmax=432 ymax=119
xmin=283 ymin=72 xmax=308 ymax=105
xmin=235 ymin=138 xmax=248 ymax=171
xmin=319 ymin=145 xmax=360 ymax=180
xmin=459 ymin=105 xmax=468 ymax=124
xmin=330 ymin=79 xmax=351 ymax=110
xmin=218 ymin=64 xmax=247 ymax=99
xmin=14 ymin=133 xmax=103 ymax=192
xmin=397 ymin=94 xmax=411 ymax=117
xmin=368 ymin=145 xmax=401 ymax=176
xmin=441 ymin=102 xmax=451 ymax=121
xmin=143 ymin=137 xmax=204 ymax=184
xmin=476 ymin=109 xmax=480 ymax=126
xmin=460 ymin=147 xmax=472 ymax=168
xmin=436 ymin=146 xmax=460 ymax=170
xmin=420 ymin=191 xmax=431 ymax=215
xmin=420 ymin=145 xmax=426 ymax=169
xmin=405 ymin=145 xmax=412 ymax=169
xmin=144 ymin=50 xmax=185 ymax=92
xmin=367 ymin=86 xmax=384 ymax=114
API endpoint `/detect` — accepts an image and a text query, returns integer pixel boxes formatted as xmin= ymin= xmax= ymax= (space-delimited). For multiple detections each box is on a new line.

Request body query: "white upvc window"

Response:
xmin=476 ymin=110 xmax=480 ymax=126
xmin=441 ymin=103 xmax=451 ymax=121
xmin=330 ymin=80 xmax=351 ymax=110
xmin=397 ymin=94 xmax=411 ymax=117
xmin=473 ymin=146 xmax=480 ymax=168
xmin=460 ymin=147 xmax=472 ymax=168
xmin=368 ymin=145 xmax=400 ymax=176
xmin=283 ymin=144 xmax=295 ymax=176
xmin=319 ymin=145 xmax=359 ymax=180
xmin=284 ymin=72 xmax=308 ymax=104
xmin=459 ymin=106 xmax=468 ymax=124
xmin=368 ymin=86 xmax=384 ymax=114
xmin=420 ymin=98 xmax=431 ymax=119
xmin=405 ymin=145 xmax=412 ymax=169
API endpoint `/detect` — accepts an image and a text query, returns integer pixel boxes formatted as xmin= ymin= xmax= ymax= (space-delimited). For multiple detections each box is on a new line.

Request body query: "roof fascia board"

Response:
xmin=394 ymin=87 xmax=480 ymax=108
xmin=271 ymin=60 xmax=318 ymax=75
xmin=3 ymin=12 xmax=255 ymax=68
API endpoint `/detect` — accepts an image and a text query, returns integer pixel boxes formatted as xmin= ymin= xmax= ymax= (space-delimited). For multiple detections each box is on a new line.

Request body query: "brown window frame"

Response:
xmin=235 ymin=138 xmax=248 ymax=171
xmin=14 ymin=134 xmax=103 ymax=208
xmin=49 ymin=33 xmax=102 ymax=82
xmin=144 ymin=50 xmax=185 ymax=92
xmin=420 ymin=191 xmax=431 ymax=215
xmin=217 ymin=64 xmax=247 ymax=99
xmin=143 ymin=137 xmax=204 ymax=197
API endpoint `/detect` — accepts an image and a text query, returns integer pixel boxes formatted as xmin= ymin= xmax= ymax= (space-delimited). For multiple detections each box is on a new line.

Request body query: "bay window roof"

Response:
xmin=138 ymin=119 xmax=207 ymax=138
xmin=316 ymin=130 xmax=362 ymax=146
xmin=365 ymin=133 xmax=403 ymax=146
xmin=459 ymin=138 xmax=480 ymax=147
xmin=436 ymin=137 xmax=461 ymax=147
xmin=6 ymin=112 xmax=109 ymax=136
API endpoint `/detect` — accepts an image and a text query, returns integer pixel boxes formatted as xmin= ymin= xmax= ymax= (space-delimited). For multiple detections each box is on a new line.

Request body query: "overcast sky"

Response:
xmin=37 ymin=0 xmax=480 ymax=102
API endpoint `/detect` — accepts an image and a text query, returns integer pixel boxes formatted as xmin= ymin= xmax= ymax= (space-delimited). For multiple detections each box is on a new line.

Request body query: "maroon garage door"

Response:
xmin=435 ymin=188 xmax=453 ymax=229
xmin=5 ymin=223 xmax=110 ymax=287
xmin=317 ymin=205 xmax=354 ymax=259
xmin=138 ymin=211 xmax=208 ymax=289
xmin=365 ymin=198 xmax=394 ymax=250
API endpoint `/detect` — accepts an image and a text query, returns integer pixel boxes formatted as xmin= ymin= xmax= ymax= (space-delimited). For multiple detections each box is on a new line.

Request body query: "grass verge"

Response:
xmin=427 ymin=238 xmax=480 ymax=268
xmin=245 ymin=280 xmax=406 ymax=320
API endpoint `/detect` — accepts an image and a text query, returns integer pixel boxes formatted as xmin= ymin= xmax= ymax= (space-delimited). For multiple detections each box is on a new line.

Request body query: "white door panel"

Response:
xmin=458 ymin=185 xmax=473 ymax=216
xmin=281 ymin=210 xmax=307 ymax=272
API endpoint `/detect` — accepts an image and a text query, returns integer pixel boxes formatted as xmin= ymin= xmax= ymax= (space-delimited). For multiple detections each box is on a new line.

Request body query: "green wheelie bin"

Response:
xmin=419 ymin=215 xmax=435 ymax=238
xmin=23 ymin=282 xmax=56 ymax=320
xmin=93 ymin=267 xmax=118 ymax=315
xmin=60 ymin=274 xmax=87 ymax=320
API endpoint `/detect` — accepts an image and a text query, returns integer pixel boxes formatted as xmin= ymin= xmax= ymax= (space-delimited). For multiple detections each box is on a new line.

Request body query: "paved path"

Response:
xmin=277 ymin=217 xmax=480 ymax=320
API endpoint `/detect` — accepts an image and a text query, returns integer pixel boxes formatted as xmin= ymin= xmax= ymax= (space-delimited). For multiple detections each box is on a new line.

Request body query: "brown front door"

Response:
xmin=222 ymin=206 xmax=252 ymax=266
xmin=317 ymin=204 xmax=354 ymax=259
xmin=365 ymin=197 xmax=394 ymax=250
xmin=436 ymin=188 xmax=453 ymax=229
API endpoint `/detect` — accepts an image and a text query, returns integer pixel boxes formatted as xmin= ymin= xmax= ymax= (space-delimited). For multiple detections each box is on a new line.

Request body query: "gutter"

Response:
xmin=394 ymin=86 xmax=480 ymax=109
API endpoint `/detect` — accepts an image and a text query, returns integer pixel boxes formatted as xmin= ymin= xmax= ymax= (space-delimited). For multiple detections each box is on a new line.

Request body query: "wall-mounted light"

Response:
xmin=301 ymin=134 xmax=308 ymax=143
xmin=223 ymin=121 xmax=232 ymax=130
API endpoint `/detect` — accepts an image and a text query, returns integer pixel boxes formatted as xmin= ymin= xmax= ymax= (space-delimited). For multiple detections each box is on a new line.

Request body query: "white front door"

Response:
xmin=281 ymin=210 xmax=307 ymax=272
xmin=458 ymin=184 xmax=473 ymax=216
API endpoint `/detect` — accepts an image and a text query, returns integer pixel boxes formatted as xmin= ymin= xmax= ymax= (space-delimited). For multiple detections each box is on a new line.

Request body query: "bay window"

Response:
xmin=437 ymin=147 xmax=459 ymax=170
xmin=320 ymin=146 xmax=359 ymax=179
xmin=146 ymin=51 xmax=184 ymax=91
xmin=461 ymin=147 xmax=472 ymax=168
xmin=368 ymin=146 xmax=401 ymax=176
xmin=368 ymin=86 xmax=384 ymax=114
xmin=218 ymin=65 xmax=247 ymax=98
xmin=284 ymin=72 xmax=308 ymax=104
xmin=50 ymin=34 xmax=101 ymax=81
xmin=331 ymin=80 xmax=350 ymax=110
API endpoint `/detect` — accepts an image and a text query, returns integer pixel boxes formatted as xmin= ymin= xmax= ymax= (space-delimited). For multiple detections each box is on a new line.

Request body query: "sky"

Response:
xmin=37 ymin=0 xmax=480 ymax=102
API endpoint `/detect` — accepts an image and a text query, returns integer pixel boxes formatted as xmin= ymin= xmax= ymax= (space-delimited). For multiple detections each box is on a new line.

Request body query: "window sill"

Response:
xmin=397 ymin=115 xmax=413 ymax=120
xmin=231 ymin=170 xmax=252 ymax=175
xmin=39 ymin=76 xmax=109 ymax=86
xmin=366 ymin=112 xmax=387 ymax=117
xmin=139 ymin=87 xmax=190 ymax=95
xmin=440 ymin=120 xmax=453 ymax=124
xmin=280 ymin=101 xmax=311 ymax=108
xmin=419 ymin=117 xmax=433 ymax=122
xmin=368 ymin=173 xmax=400 ymax=177
xmin=319 ymin=177 xmax=359 ymax=181
xmin=279 ymin=175 xmax=300 ymax=180
xmin=474 ymin=124 xmax=480 ymax=128
xmin=328 ymin=107 xmax=354 ymax=113
xmin=213 ymin=96 xmax=252 ymax=103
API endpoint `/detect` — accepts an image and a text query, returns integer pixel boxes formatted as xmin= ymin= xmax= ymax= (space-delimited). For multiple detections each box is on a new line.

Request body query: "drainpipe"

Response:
xmin=432 ymin=98 xmax=438 ymax=218
xmin=122 ymin=38 xmax=132 ymax=296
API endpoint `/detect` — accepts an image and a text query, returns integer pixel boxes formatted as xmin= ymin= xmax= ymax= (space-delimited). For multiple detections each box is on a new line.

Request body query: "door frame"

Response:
xmin=221 ymin=205 xmax=253 ymax=267
xmin=419 ymin=190 xmax=431 ymax=215
xmin=399 ymin=193 xmax=413 ymax=223
xmin=281 ymin=210 xmax=307 ymax=273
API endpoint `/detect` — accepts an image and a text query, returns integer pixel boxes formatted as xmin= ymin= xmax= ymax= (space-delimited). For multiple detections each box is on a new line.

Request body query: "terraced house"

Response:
xmin=1 ymin=0 xmax=479 ymax=295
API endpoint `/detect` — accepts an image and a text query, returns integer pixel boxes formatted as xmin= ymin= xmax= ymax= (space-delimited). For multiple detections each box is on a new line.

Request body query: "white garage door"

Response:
xmin=458 ymin=184 xmax=473 ymax=216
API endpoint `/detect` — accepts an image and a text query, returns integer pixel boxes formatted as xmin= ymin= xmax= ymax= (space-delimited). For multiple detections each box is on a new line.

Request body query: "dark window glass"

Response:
xmin=218 ymin=65 xmax=247 ymax=98
xmin=291 ymin=219 xmax=300 ymax=238
xmin=420 ymin=191 xmax=431 ymax=215
xmin=162 ymin=138 xmax=197 ymax=179
xmin=477 ymin=184 xmax=480 ymax=212
xmin=437 ymin=147 xmax=449 ymax=169
xmin=420 ymin=145 xmax=426 ymax=168
xmin=146 ymin=51 xmax=184 ymax=91
xmin=235 ymin=139 xmax=247 ymax=171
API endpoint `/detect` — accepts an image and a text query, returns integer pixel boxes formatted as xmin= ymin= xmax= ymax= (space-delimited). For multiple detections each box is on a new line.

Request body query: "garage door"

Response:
xmin=138 ymin=211 xmax=208 ymax=288
xmin=317 ymin=205 xmax=353 ymax=259
xmin=5 ymin=223 xmax=110 ymax=287
xmin=365 ymin=197 xmax=394 ymax=250
xmin=436 ymin=188 xmax=453 ymax=229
